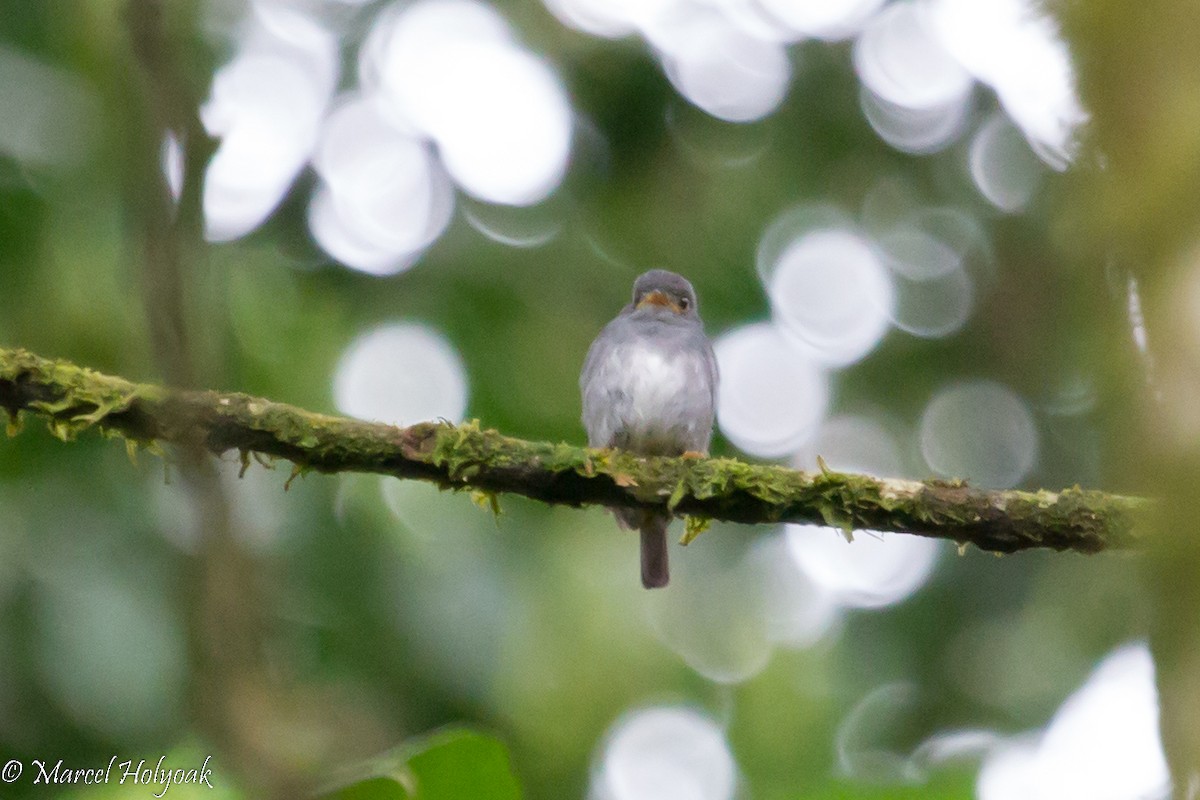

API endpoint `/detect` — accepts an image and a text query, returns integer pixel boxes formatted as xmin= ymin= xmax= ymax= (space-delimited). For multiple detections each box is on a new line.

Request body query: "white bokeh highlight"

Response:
xmin=855 ymin=2 xmax=972 ymax=112
xmin=836 ymin=683 xmax=926 ymax=783
xmin=545 ymin=0 xmax=884 ymax=53
xmin=907 ymin=206 xmax=994 ymax=282
xmin=545 ymin=0 xmax=695 ymax=39
xmin=652 ymin=8 xmax=792 ymax=123
xmin=202 ymin=3 xmax=338 ymax=241
xmin=788 ymin=415 xmax=939 ymax=611
xmin=920 ymin=380 xmax=1038 ymax=488
xmin=361 ymin=0 xmax=572 ymax=206
xmin=646 ymin=530 xmax=839 ymax=681
xmin=762 ymin=222 xmax=895 ymax=366
xmin=547 ymin=0 xmax=1088 ymax=155
xmin=859 ymin=87 xmax=973 ymax=154
xmin=786 ymin=525 xmax=940 ymax=609
xmin=152 ymin=458 xmax=288 ymax=555
xmin=544 ymin=0 xmax=795 ymax=122
xmin=361 ymin=0 xmax=515 ymax=109
xmin=461 ymin=198 xmax=562 ymax=247
xmin=977 ymin=643 xmax=1169 ymax=800
xmin=924 ymin=0 xmax=1086 ymax=168
xmin=755 ymin=535 xmax=843 ymax=649
xmin=757 ymin=0 xmax=885 ymax=40
xmin=309 ymin=94 xmax=454 ymax=275
xmin=592 ymin=707 xmax=737 ymax=800
xmin=854 ymin=2 xmax=973 ymax=154
xmin=878 ymin=224 xmax=962 ymax=281
xmin=891 ymin=269 xmax=974 ymax=339
xmin=795 ymin=414 xmax=906 ymax=478
xmin=372 ymin=478 xmax=511 ymax=699
xmin=713 ymin=323 xmax=830 ymax=458
xmin=878 ymin=225 xmax=974 ymax=338
xmin=969 ymin=112 xmax=1046 ymax=212
xmin=162 ymin=134 xmax=184 ymax=202
xmin=839 ymin=686 xmax=1006 ymax=783
xmin=646 ymin=550 xmax=773 ymax=683
xmin=204 ymin=0 xmax=576 ymax=262
xmin=333 ymin=323 xmax=468 ymax=426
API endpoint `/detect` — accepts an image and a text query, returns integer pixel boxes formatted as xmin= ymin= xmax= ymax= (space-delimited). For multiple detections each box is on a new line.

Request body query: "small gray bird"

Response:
xmin=581 ymin=269 xmax=718 ymax=588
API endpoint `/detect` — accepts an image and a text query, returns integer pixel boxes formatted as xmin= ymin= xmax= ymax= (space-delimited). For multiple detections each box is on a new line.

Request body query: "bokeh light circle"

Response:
xmin=0 ymin=46 xmax=100 ymax=168
xmin=201 ymin=5 xmax=338 ymax=241
xmin=753 ymin=534 xmax=842 ymax=649
xmin=418 ymin=43 xmax=572 ymax=205
xmin=877 ymin=226 xmax=974 ymax=338
xmin=540 ymin=0 xmax=645 ymax=38
xmin=364 ymin=0 xmax=572 ymax=205
xmin=757 ymin=0 xmax=884 ymax=40
xmin=646 ymin=537 xmax=773 ymax=683
xmin=795 ymin=414 xmax=906 ymax=477
xmin=977 ymin=643 xmax=1169 ymax=800
xmin=310 ymin=94 xmax=454 ymax=275
xmin=594 ymin=706 xmax=737 ymax=800
xmin=924 ymin=0 xmax=1086 ymax=167
xmin=878 ymin=224 xmax=962 ymax=281
xmin=361 ymin=0 xmax=515 ymax=110
xmin=333 ymin=323 xmax=468 ymax=426
xmin=859 ymin=85 xmax=972 ymax=154
xmin=920 ymin=380 xmax=1037 ymax=488
xmin=785 ymin=525 xmax=940 ymax=609
xmin=854 ymin=1 xmax=972 ymax=111
xmin=714 ymin=323 xmax=830 ymax=458
xmin=654 ymin=9 xmax=791 ymax=123
xmin=762 ymin=221 xmax=895 ymax=366
xmin=35 ymin=570 xmax=186 ymax=739
xmin=969 ymin=112 xmax=1045 ymax=212
xmin=890 ymin=269 xmax=974 ymax=338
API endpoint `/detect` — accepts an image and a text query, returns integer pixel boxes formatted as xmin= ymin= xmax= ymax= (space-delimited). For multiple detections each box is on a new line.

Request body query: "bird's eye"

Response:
xmin=679 ymin=296 xmax=690 ymax=310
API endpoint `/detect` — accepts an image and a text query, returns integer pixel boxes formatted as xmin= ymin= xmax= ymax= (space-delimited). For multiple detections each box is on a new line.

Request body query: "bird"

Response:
xmin=580 ymin=269 xmax=718 ymax=588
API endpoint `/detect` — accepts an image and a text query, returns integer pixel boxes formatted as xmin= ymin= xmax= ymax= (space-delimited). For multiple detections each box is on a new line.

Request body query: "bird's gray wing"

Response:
xmin=580 ymin=305 xmax=634 ymax=388
xmin=683 ymin=329 xmax=719 ymax=452
xmin=702 ymin=334 xmax=719 ymax=411
xmin=580 ymin=316 xmax=632 ymax=448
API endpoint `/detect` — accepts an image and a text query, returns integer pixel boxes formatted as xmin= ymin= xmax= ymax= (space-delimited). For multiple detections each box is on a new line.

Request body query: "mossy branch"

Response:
xmin=0 ymin=346 xmax=1148 ymax=554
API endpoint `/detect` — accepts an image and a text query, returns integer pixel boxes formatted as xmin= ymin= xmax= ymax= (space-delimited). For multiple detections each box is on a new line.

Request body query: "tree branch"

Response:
xmin=121 ymin=3 xmax=286 ymax=794
xmin=0 ymin=346 xmax=1148 ymax=554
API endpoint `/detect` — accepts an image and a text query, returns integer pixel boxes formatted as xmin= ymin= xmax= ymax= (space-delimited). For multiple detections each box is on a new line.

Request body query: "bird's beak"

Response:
xmin=637 ymin=290 xmax=683 ymax=314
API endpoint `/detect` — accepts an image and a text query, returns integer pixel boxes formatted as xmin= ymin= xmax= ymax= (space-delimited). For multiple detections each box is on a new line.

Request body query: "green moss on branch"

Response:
xmin=0 ymin=346 xmax=1148 ymax=554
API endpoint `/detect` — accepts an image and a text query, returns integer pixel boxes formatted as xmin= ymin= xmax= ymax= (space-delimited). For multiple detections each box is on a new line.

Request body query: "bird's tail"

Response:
xmin=640 ymin=515 xmax=669 ymax=589
xmin=615 ymin=508 xmax=670 ymax=588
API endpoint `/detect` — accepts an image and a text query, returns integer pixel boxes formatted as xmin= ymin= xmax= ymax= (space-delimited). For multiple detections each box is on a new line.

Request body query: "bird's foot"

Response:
xmin=680 ymin=450 xmax=706 ymax=459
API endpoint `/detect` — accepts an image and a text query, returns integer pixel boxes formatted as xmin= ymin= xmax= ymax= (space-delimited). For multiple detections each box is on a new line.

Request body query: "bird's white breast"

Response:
xmin=611 ymin=341 xmax=691 ymax=426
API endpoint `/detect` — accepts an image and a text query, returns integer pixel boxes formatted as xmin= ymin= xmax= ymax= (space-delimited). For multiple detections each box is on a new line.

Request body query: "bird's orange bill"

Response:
xmin=637 ymin=289 xmax=683 ymax=314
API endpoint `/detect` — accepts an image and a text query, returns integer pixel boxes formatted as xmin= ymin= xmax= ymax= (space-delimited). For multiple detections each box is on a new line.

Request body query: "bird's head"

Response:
xmin=631 ymin=269 xmax=699 ymax=318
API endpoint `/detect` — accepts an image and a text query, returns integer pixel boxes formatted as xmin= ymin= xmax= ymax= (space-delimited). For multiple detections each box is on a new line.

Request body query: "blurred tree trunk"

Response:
xmin=1053 ymin=2 xmax=1200 ymax=795
xmin=121 ymin=3 xmax=292 ymax=796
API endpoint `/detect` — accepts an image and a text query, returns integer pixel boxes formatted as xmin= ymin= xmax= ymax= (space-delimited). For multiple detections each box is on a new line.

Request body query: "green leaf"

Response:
xmin=407 ymin=729 xmax=521 ymax=800
xmin=679 ymin=515 xmax=711 ymax=545
xmin=666 ymin=479 xmax=687 ymax=511
xmin=319 ymin=728 xmax=521 ymax=800
xmin=323 ymin=777 xmax=410 ymax=800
